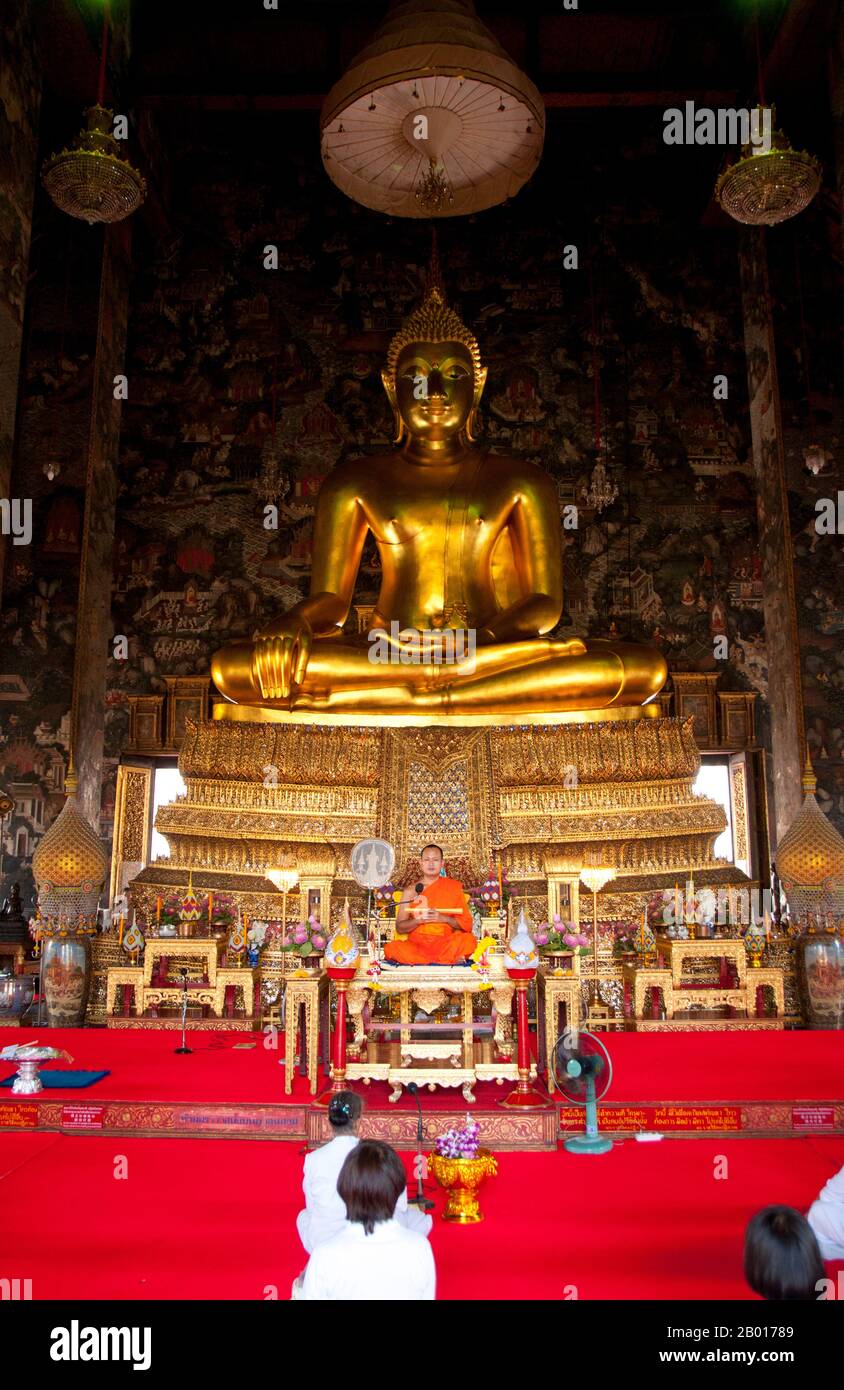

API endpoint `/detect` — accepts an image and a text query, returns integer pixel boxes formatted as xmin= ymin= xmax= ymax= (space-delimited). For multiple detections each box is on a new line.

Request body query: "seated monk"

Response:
xmin=383 ymin=845 xmax=476 ymax=966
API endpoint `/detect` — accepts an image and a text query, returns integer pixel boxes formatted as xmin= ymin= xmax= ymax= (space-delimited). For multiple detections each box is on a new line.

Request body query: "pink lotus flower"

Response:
xmin=293 ymin=928 xmax=308 ymax=944
xmin=311 ymin=934 xmax=325 ymax=950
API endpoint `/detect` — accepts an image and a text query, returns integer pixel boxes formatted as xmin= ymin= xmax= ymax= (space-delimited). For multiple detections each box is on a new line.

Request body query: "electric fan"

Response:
xmin=552 ymin=1029 xmax=613 ymax=1155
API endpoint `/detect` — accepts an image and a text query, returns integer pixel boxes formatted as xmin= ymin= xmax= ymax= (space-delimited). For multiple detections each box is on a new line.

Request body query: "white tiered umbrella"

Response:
xmin=320 ymin=0 xmax=545 ymax=218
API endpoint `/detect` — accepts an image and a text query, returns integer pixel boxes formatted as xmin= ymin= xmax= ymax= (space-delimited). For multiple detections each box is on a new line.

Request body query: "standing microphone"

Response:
xmin=174 ymin=968 xmax=192 ymax=1055
xmin=406 ymin=1081 xmax=435 ymax=1210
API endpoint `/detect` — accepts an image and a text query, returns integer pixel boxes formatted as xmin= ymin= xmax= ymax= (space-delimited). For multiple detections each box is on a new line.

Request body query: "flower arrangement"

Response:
xmin=245 ymin=920 xmax=270 ymax=950
xmin=159 ymin=893 xmax=182 ymax=928
xmin=205 ymin=891 xmax=236 ymax=929
xmin=435 ymin=1116 xmax=481 ymax=1160
xmin=275 ymin=915 xmax=327 ymax=958
xmin=613 ymin=930 xmax=637 ymax=957
xmin=533 ymin=917 xmax=590 ymax=955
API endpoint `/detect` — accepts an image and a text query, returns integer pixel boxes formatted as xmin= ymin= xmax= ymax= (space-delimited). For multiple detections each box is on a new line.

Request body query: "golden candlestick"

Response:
xmin=580 ymin=864 xmax=616 ymax=1018
xmin=270 ymin=859 xmax=299 ymax=933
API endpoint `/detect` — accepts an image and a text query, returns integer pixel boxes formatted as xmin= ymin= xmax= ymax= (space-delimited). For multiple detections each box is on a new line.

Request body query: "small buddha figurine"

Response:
xmin=212 ymin=255 xmax=666 ymax=715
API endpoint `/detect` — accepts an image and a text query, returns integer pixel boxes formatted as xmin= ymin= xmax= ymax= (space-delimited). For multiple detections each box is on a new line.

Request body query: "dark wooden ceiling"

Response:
xmin=34 ymin=0 xmax=834 ymax=117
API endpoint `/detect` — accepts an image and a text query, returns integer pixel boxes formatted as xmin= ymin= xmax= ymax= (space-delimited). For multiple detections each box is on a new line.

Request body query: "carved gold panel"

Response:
xmin=719 ymin=692 xmax=757 ymax=749
xmin=110 ymin=764 xmax=153 ymax=905
xmin=165 ymin=677 xmax=211 ymax=750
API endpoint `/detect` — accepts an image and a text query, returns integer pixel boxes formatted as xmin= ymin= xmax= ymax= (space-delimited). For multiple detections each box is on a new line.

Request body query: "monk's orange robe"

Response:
xmin=383 ymin=876 xmax=476 ymax=965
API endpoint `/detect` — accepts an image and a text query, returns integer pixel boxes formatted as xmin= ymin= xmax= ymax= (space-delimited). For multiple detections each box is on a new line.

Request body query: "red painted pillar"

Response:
xmin=317 ymin=968 xmax=356 ymax=1105
xmin=501 ymin=972 xmax=546 ymax=1109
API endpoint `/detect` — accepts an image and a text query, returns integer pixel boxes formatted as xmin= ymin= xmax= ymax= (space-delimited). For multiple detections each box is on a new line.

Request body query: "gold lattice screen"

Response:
xmin=378 ymin=728 xmax=494 ymax=873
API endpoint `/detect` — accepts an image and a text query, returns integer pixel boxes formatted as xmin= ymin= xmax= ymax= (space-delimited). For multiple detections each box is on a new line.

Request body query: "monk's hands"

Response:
xmin=253 ymin=614 xmax=313 ymax=700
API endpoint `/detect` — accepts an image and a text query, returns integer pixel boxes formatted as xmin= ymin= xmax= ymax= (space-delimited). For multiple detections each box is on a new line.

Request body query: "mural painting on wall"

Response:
xmin=0 ymin=221 xmax=103 ymax=908
xmin=773 ymin=225 xmax=844 ymax=832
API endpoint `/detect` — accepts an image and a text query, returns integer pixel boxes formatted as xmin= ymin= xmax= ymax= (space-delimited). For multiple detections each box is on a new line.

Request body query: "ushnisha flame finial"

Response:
xmin=384 ymin=234 xmax=483 ymax=390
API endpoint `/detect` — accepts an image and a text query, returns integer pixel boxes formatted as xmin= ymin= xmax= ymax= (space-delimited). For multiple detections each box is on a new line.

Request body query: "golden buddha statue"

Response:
xmin=212 ymin=264 xmax=666 ymax=717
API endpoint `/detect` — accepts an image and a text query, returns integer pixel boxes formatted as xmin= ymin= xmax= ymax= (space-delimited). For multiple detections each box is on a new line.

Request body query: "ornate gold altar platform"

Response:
xmin=128 ymin=707 xmax=731 ymax=925
xmin=342 ymin=957 xmax=527 ymax=1103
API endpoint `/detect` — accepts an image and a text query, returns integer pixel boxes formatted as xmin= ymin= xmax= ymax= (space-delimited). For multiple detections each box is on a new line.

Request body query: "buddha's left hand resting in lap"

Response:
xmin=383 ymin=845 xmax=476 ymax=966
xmin=211 ymin=265 xmax=667 ymax=716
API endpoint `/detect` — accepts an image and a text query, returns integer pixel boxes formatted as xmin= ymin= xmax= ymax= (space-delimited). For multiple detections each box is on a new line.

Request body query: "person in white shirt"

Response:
xmin=299 ymin=1140 xmax=435 ymax=1301
xmin=296 ymin=1090 xmax=432 ymax=1254
xmin=808 ymin=1161 xmax=844 ymax=1260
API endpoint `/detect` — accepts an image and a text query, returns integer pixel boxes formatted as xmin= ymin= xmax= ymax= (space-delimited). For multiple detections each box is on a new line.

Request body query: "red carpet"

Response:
xmin=1 ymin=1130 xmax=842 ymax=1300
xmin=1 ymin=1026 xmax=841 ymax=1109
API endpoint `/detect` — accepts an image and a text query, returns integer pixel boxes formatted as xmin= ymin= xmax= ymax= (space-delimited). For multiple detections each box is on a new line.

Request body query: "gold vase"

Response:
xmin=429 ymin=1149 xmax=498 ymax=1224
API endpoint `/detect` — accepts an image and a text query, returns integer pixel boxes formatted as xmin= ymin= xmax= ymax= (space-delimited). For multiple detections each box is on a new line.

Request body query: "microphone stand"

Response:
xmin=174 ymin=968 xmax=192 ymax=1055
xmin=406 ymin=1082 xmax=435 ymax=1211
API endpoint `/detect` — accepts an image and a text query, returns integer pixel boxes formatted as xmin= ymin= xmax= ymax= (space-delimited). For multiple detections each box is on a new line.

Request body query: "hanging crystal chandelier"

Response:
xmin=42 ymin=5 xmax=146 ymax=226
xmin=43 ymin=104 xmax=146 ymax=226
xmin=415 ymin=157 xmax=455 ymax=213
xmin=715 ymin=106 xmax=821 ymax=226
xmin=585 ymin=459 xmax=618 ymax=513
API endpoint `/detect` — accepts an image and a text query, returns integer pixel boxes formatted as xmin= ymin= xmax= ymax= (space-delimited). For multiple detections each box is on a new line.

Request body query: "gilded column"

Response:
xmin=72 ymin=221 xmax=132 ymax=826
xmin=738 ymin=228 xmax=804 ymax=842
xmin=0 ymin=1 xmax=41 ymax=605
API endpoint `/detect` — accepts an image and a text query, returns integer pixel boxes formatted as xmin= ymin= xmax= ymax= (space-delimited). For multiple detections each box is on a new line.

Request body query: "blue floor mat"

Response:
xmin=0 ymin=1069 xmax=110 ymax=1090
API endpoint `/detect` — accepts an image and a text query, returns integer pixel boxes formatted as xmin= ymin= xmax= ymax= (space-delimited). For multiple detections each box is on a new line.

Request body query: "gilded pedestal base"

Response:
xmin=128 ymin=712 xmax=730 ymax=924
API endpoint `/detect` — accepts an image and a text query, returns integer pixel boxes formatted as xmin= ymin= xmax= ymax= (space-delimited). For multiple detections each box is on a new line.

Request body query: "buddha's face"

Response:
xmin=394 ymin=340 xmax=474 ymax=443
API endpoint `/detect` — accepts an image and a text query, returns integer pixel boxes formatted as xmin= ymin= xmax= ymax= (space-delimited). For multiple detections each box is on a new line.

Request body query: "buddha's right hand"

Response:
xmin=252 ymin=615 xmax=313 ymax=700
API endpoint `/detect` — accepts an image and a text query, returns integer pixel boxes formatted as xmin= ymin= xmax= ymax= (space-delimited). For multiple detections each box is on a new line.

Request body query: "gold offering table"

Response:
xmin=283 ymin=971 xmax=330 ymax=1096
xmin=105 ymin=938 xmax=256 ymax=1025
xmin=622 ymin=937 xmax=786 ymax=1027
xmin=536 ymin=965 xmax=583 ymax=1092
xmin=341 ymin=956 xmax=533 ymax=1104
xmin=655 ymin=934 xmax=747 ymax=987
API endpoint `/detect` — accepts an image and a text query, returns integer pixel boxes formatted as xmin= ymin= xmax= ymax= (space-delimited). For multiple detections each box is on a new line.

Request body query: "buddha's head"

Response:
xmin=382 ymin=279 xmax=487 ymax=446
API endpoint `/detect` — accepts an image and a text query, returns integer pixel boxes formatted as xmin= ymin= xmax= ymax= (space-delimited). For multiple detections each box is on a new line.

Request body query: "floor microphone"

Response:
xmin=406 ymin=1081 xmax=436 ymax=1211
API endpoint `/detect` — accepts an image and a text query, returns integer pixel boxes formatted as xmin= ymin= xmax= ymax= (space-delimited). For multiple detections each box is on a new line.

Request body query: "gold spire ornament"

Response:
xmin=715 ymin=106 xmax=821 ymax=226
xmin=776 ymin=756 xmax=844 ymax=919
xmin=31 ymin=758 xmax=108 ymax=922
xmin=320 ymin=0 xmax=544 ymax=218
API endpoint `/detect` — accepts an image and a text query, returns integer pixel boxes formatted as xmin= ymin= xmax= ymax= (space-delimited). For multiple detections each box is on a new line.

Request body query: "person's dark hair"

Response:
xmin=744 ymin=1206 xmax=825 ymax=1301
xmin=420 ymin=844 xmax=444 ymax=859
xmin=337 ymin=1140 xmax=406 ymax=1235
xmin=328 ymin=1090 xmax=363 ymax=1131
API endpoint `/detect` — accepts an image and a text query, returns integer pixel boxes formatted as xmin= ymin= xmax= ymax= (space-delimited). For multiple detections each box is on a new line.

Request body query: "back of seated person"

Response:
xmin=299 ymin=1140 xmax=435 ymax=1301
xmin=296 ymin=1091 xmax=432 ymax=1255
xmin=807 ymin=1159 xmax=844 ymax=1261
xmin=744 ymin=1205 xmax=826 ymax=1301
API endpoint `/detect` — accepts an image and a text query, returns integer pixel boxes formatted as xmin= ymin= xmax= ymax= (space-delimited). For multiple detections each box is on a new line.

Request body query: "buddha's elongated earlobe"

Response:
xmin=391 ymin=410 xmax=407 ymax=445
xmin=381 ymin=367 xmax=406 ymax=444
xmin=465 ymin=366 xmax=487 ymax=443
